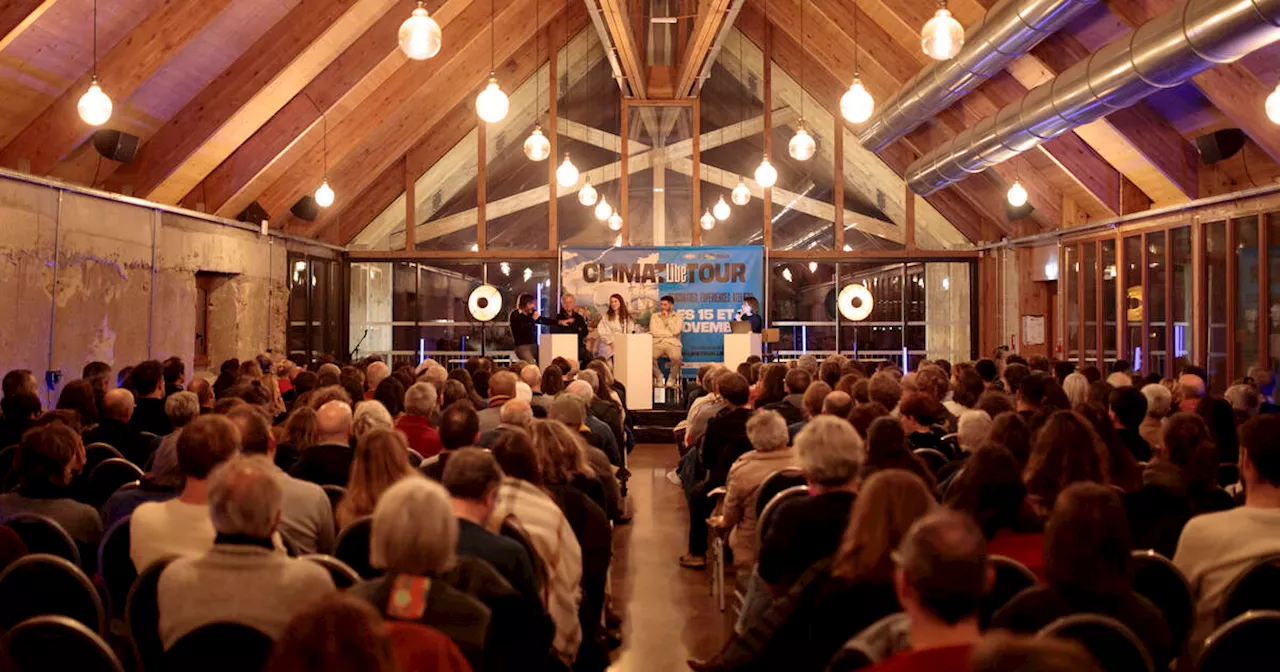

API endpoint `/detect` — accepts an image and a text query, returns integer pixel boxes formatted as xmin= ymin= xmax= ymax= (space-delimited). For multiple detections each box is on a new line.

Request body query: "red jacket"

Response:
xmin=396 ymin=414 xmax=445 ymax=459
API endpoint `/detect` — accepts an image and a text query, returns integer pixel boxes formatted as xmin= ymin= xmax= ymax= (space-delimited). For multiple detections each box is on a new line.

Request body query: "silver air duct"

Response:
xmin=906 ymin=0 xmax=1280 ymax=196
xmin=858 ymin=0 xmax=1101 ymax=152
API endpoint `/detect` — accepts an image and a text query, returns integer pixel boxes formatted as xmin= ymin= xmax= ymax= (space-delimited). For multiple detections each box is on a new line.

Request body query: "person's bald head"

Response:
xmin=520 ymin=365 xmax=541 ymax=391
xmin=315 ymin=400 xmax=353 ymax=444
xmin=500 ymin=398 xmax=534 ymax=428
xmin=822 ymin=391 xmax=853 ymax=418
xmin=489 ymin=371 xmax=518 ymax=399
xmin=366 ymin=361 xmax=390 ymax=391
xmin=566 ymin=380 xmax=594 ymax=405
xmin=896 ymin=510 xmax=990 ymax=625
xmin=103 ymin=388 xmax=135 ymax=422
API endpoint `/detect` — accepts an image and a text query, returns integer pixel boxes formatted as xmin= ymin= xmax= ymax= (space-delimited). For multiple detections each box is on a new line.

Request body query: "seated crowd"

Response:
xmin=0 ymin=353 xmax=632 ymax=671
xmin=677 ymin=354 xmax=1280 ymax=671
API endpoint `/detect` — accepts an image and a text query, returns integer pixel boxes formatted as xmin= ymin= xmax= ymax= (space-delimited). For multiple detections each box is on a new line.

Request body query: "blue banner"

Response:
xmin=560 ymin=246 xmax=765 ymax=362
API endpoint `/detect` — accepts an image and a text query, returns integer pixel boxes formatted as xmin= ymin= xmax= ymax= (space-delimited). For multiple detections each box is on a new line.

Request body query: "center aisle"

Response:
xmin=607 ymin=443 xmax=736 ymax=671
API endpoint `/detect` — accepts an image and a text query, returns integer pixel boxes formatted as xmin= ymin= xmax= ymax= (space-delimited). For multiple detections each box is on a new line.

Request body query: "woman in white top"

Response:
xmin=596 ymin=293 xmax=633 ymax=359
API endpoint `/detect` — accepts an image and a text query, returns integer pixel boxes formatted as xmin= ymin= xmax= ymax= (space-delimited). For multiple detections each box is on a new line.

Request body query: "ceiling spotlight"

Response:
xmin=398 ymin=1 xmax=442 ymax=60
xmin=921 ymin=2 xmax=964 ymax=60
xmin=578 ymin=180 xmax=598 ymax=206
xmin=608 ymin=212 xmax=623 ymax=231
xmin=731 ymin=179 xmax=751 ymax=206
xmin=841 ymin=77 xmax=874 ymax=123
xmin=523 ymin=126 xmax=550 ymax=161
xmin=700 ymin=210 xmax=716 ymax=230
xmin=475 ymin=75 xmax=509 ymax=123
xmin=594 ymin=197 xmax=612 ymax=221
xmin=78 ymin=76 xmax=112 ymax=126
xmin=782 ymin=267 xmax=793 ymax=283
xmin=1267 ymin=82 xmax=1280 ymax=124
xmin=314 ymin=180 xmax=335 ymax=208
xmin=789 ymin=125 xmax=816 ymax=161
xmin=808 ymin=261 xmax=818 ymax=273
xmin=754 ymin=157 xmax=777 ymax=188
xmin=556 ymin=154 xmax=579 ymax=187
xmin=1007 ymin=181 xmax=1028 ymax=207
xmin=713 ymin=196 xmax=731 ymax=221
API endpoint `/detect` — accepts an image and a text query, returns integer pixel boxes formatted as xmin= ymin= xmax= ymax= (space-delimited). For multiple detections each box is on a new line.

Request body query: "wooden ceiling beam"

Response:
xmin=673 ymin=0 xmax=732 ymax=97
xmin=598 ymin=0 xmax=647 ymax=97
xmin=101 ymin=0 xmax=404 ymax=203
xmin=0 ymin=0 xmax=235 ymax=175
xmin=0 ymin=0 xmax=58 ymax=53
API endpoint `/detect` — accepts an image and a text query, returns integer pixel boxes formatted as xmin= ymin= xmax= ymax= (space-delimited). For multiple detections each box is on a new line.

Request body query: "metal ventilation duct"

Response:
xmin=906 ymin=0 xmax=1280 ymax=196
xmin=857 ymin=0 xmax=1101 ymax=152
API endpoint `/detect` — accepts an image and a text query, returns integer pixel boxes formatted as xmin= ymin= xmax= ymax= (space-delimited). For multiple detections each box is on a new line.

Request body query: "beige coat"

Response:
xmin=721 ymin=448 xmax=799 ymax=566
xmin=1140 ymin=416 xmax=1163 ymax=453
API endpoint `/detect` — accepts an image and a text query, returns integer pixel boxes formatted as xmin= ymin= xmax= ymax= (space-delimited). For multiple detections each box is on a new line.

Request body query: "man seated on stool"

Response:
xmin=547 ymin=294 xmax=591 ymax=366
xmin=650 ymin=295 xmax=685 ymax=389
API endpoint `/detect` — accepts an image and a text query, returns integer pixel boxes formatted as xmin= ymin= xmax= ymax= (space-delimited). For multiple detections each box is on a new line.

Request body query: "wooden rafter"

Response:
xmin=0 ymin=0 xmax=58 ymax=53
xmin=673 ymin=0 xmax=732 ymax=97
xmin=598 ymin=0 xmax=647 ymax=97
xmin=0 ymin=0 xmax=235 ymax=175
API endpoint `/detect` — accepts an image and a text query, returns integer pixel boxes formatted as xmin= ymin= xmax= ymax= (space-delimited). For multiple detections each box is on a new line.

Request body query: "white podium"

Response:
xmin=613 ymin=333 xmax=653 ymax=411
xmin=539 ymin=333 xmax=580 ymax=370
xmin=724 ymin=333 xmax=762 ymax=371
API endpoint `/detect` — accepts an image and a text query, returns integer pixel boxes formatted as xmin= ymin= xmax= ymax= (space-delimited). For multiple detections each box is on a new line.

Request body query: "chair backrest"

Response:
xmin=1129 ymin=550 xmax=1193 ymax=657
xmin=405 ymin=448 xmax=425 ymax=468
xmin=825 ymin=644 xmax=874 ymax=672
xmin=97 ymin=515 xmax=135 ymax=620
xmin=0 ymin=553 xmax=104 ymax=635
xmin=1197 ymin=609 xmax=1280 ymax=671
xmin=299 ymin=554 xmax=361 ymax=589
xmin=1 ymin=513 xmax=80 ymax=566
xmin=1036 ymin=613 xmax=1153 ymax=672
xmin=138 ymin=432 xmax=158 ymax=443
xmin=1 ymin=614 xmax=124 ymax=672
xmin=1218 ymin=553 xmax=1280 ymax=625
xmin=981 ymin=555 xmax=1039 ymax=627
xmin=757 ymin=485 xmax=809 ymax=545
xmin=86 ymin=458 xmax=145 ymax=509
xmin=333 ymin=516 xmax=379 ymax=579
xmin=912 ymin=448 xmax=950 ymax=476
xmin=321 ymin=484 xmax=347 ymax=514
xmin=164 ymin=622 xmax=274 ymax=672
xmin=125 ymin=557 xmax=173 ymax=672
xmin=83 ymin=444 xmax=124 ymax=475
xmin=755 ymin=468 xmax=808 ymax=518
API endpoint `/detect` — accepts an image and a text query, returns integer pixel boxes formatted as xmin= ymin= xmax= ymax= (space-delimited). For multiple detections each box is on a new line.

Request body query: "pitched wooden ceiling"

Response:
xmin=0 ymin=0 xmax=1277 ymax=247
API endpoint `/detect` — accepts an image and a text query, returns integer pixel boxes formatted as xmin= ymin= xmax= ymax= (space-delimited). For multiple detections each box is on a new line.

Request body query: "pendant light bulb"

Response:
xmin=1007 ymin=181 xmax=1028 ymax=207
xmin=1266 ymin=82 xmax=1280 ymax=124
xmin=841 ymin=77 xmax=875 ymax=123
xmin=788 ymin=125 xmax=816 ymax=161
xmin=608 ymin=212 xmax=623 ymax=231
xmin=594 ymin=197 xmax=613 ymax=222
xmin=754 ymin=157 xmax=777 ymax=188
xmin=398 ymin=2 xmax=442 ymax=60
xmin=921 ymin=6 xmax=965 ymax=61
xmin=475 ymin=75 xmax=509 ymax=123
xmin=713 ymin=196 xmax=731 ymax=221
xmin=78 ymin=77 xmax=113 ymax=126
xmin=523 ymin=126 xmax=550 ymax=161
xmin=315 ymin=180 xmax=335 ymax=208
xmin=556 ymin=154 xmax=579 ymax=187
xmin=700 ymin=210 xmax=716 ymax=231
xmin=578 ymin=180 xmax=598 ymax=206
xmin=731 ymin=179 xmax=751 ymax=206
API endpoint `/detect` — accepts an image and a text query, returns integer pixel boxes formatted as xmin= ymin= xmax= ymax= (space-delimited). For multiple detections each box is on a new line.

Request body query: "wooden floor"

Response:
xmin=608 ymin=443 xmax=736 ymax=671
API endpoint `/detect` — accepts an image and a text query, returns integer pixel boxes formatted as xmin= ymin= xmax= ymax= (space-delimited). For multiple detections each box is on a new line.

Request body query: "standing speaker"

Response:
xmin=92 ymin=130 xmax=139 ymax=163
xmin=291 ymin=196 xmax=320 ymax=222
xmin=1196 ymin=129 xmax=1246 ymax=164
xmin=236 ymin=201 xmax=270 ymax=225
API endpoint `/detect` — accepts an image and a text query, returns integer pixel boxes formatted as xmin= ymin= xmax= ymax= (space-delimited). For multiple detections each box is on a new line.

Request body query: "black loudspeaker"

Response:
xmin=1006 ymin=202 xmax=1036 ymax=221
xmin=92 ymin=129 xmax=139 ymax=163
xmin=1196 ymin=129 xmax=1246 ymax=164
xmin=236 ymin=201 xmax=270 ymax=224
xmin=291 ymin=196 xmax=320 ymax=222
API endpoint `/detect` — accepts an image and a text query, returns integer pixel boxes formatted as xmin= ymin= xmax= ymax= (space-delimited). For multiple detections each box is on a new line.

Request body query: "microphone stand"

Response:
xmin=350 ymin=328 xmax=369 ymax=361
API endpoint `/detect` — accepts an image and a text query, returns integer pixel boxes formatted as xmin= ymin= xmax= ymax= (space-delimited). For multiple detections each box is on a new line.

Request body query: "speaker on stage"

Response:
xmin=92 ymin=129 xmax=139 ymax=163
xmin=291 ymin=196 xmax=320 ymax=222
xmin=1196 ymin=129 xmax=1245 ymax=164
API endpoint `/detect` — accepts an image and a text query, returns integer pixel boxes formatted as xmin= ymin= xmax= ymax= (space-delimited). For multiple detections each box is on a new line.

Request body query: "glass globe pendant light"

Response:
xmin=315 ymin=180 xmax=335 ymax=208
xmin=1007 ymin=181 xmax=1028 ymax=207
xmin=78 ymin=1 xmax=112 ymax=126
xmin=1266 ymin=82 xmax=1280 ymax=124
xmin=921 ymin=1 xmax=964 ymax=61
xmin=754 ymin=157 xmax=777 ymax=188
xmin=476 ymin=75 xmax=509 ymax=123
xmin=700 ymin=210 xmax=716 ymax=231
xmin=789 ymin=125 xmax=816 ymax=161
xmin=314 ymin=111 xmax=334 ymax=208
xmin=713 ymin=195 xmax=731 ymax=221
xmin=578 ymin=179 xmax=598 ymax=206
xmin=841 ymin=76 xmax=874 ymax=123
xmin=398 ymin=1 xmax=442 ymax=60
xmin=556 ymin=154 xmax=579 ymax=187
xmin=523 ymin=126 xmax=550 ymax=161
xmin=608 ymin=212 xmax=623 ymax=231
xmin=731 ymin=178 xmax=751 ymax=206
xmin=594 ymin=197 xmax=613 ymax=222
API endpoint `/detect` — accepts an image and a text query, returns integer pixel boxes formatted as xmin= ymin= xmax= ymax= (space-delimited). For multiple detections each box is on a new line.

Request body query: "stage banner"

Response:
xmin=560 ymin=246 xmax=765 ymax=362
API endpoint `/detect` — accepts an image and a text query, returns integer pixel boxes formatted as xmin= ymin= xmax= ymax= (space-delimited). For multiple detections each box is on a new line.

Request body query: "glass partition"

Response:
xmin=1171 ymin=226 xmax=1193 ymax=370
xmin=1123 ymin=236 xmax=1142 ymax=370
xmin=1082 ymin=242 xmax=1097 ymax=367
xmin=1236 ymin=216 xmax=1260 ymax=378
xmin=1102 ymin=240 xmax=1117 ymax=368
xmin=1148 ymin=231 xmax=1168 ymax=377
xmin=1206 ymin=220 xmax=1227 ymax=391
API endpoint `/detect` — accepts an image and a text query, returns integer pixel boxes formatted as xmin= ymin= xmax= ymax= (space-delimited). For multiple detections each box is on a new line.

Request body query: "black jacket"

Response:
xmin=128 ymin=398 xmax=172 ymax=438
xmin=700 ymin=407 xmax=754 ymax=492
xmin=758 ymin=491 xmax=857 ymax=588
xmin=508 ymin=309 xmax=552 ymax=347
xmin=289 ymin=442 xmax=355 ymax=486
xmin=84 ymin=419 xmax=149 ymax=468
xmin=548 ymin=310 xmax=589 ymax=354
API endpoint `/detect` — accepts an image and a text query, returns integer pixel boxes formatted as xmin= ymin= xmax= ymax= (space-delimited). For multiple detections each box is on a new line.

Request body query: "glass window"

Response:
xmin=288 ymin=254 xmax=310 ymax=362
xmin=350 ymin=261 xmax=393 ymax=361
xmin=1082 ymin=242 xmax=1097 ymax=367
xmin=412 ymin=128 xmax=479 ymax=252
xmin=1269 ymin=214 xmax=1280 ymax=371
xmin=769 ymin=59 xmax=834 ymax=252
xmin=1236 ymin=216 xmax=1260 ymax=379
xmin=1065 ymin=245 xmax=1078 ymax=364
xmin=1148 ymin=232 xmax=1168 ymax=378
xmin=482 ymin=262 xmax=552 ymax=352
xmin=626 ymin=105 xmax=694 ymax=246
xmin=838 ymin=262 xmax=904 ymax=365
xmin=1123 ymin=236 xmax=1143 ymax=371
xmin=556 ymin=28 xmax=621 ymax=247
xmin=1206 ymin=220 xmax=1228 ymax=391
xmin=920 ymin=262 xmax=972 ymax=364
xmin=485 ymin=55 xmax=551 ymax=250
xmin=1171 ymin=226 xmax=1193 ymax=371
xmin=1101 ymin=240 xmax=1117 ymax=368
xmin=771 ymin=262 xmax=837 ymax=356
xmin=417 ymin=262 xmax=484 ymax=367
xmin=699 ymin=34 xmax=765 ymax=247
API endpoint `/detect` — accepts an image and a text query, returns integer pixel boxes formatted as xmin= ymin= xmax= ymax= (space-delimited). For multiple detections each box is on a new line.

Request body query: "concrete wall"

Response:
xmin=0 ymin=174 xmax=329 ymax=408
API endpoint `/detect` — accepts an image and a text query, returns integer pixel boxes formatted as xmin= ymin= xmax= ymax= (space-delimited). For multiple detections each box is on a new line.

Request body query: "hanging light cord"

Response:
xmin=92 ymin=0 xmax=98 ymax=77
xmin=799 ymin=0 xmax=804 ymax=122
xmin=301 ymin=92 xmax=327 ymax=180
xmin=490 ymin=0 xmax=496 ymax=75
xmin=853 ymin=0 xmax=860 ymax=77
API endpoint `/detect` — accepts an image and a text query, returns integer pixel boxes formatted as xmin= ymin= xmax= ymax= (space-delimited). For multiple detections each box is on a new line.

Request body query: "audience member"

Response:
xmin=188 ymin=378 xmax=215 ymax=414
xmin=1061 ymin=372 xmax=1089 ymax=409
xmin=337 ymin=428 xmax=415 ymax=530
xmin=478 ymin=398 xmax=533 ymax=448
xmin=0 ymin=422 xmax=100 ymax=550
xmin=974 ymin=391 xmax=1015 ymax=420
xmin=1023 ymin=410 xmax=1110 ymax=517
xmin=101 ymin=432 xmax=184 ymax=530
xmin=396 ymin=382 xmax=443 ymax=459
xmin=420 ymin=401 xmax=481 ymax=481
xmin=56 ymin=379 xmax=99 ymax=429
xmin=162 ymin=357 xmax=186 ymax=397
xmin=863 ymin=417 xmax=935 ymax=489
xmin=478 ymin=371 xmax=517 ymax=433
xmin=372 ymin=377 xmax=405 ymax=418
xmin=266 ymin=593 xmax=405 ymax=672
xmin=128 ymin=360 xmax=173 ymax=437
xmin=1177 ymin=373 xmax=1205 ymax=413
xmin=968 ymin=633 xmax=1101 ymax=672
xmin=158 ymin=454 xmax=334 ymax=648
xmin=710 ymin=410 xmax=796 ymax=571
xmin=682 ymin=373 xmax=752 ymax=568
xmin=564 ymin=380 xmax=622 ymax=465
xmin=83 ymin=387 xmax=148 ymax=465
xmin=1109 ymin=386 xmax=1152 ymax=462
xmin=945 ymin=368 xmax=985 ymax=418
xmin=1139 ymin=383 xmax=1172 ymax=450
xmin=822 ymin=391 xmax=854 ymax=419
xmin=1195 ymin=396 xmax=1240 ymax=464
xmin=790 ymin=381 xmax=831 ymax=439
xmin=945 ymin=444 xmax=1043 ymax=575
xmin=290 ymin=401 xmax=355 ymax=486
xmin=353 ymin=400 xmax=394 ymax=438
xmin=868 ymin=372 xmax=904 ymax=412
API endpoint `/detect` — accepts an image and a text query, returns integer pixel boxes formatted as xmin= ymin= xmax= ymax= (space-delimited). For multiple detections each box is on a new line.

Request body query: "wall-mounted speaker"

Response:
xmin=1006 ymin=202 xmax=1036 ymax=221
xmin=236 ymin=201 xmax=270 ymax=224
xmin=1196 ymin=129 xmax=1246 ymax=164
xmin=291 ymin=196 xmax=319 ymax=222
xmin=92 ymin=129 xmax=139 ymax=163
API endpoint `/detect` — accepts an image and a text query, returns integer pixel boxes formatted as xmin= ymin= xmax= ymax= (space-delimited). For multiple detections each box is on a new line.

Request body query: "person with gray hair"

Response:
xmin=548 ymin=396 xmax=623 ymax=521
xmin=795 ymin=354 xmax=819 ymax=375
xmin=1226 ymin=383 xmax=1262 ymax=417
xmin=353 ymin=399 xmax=394 ymax=437
xmin=957 ymin=410 xmax=992 ymax=454
xmin=101 ymin=429 xmax=186 ymax=530
xmin=350 ymin=477 xmax=492 ymax=670
xmin=1140 ymin=382 xmax=1173 ymax=450
xmin=477 ymin=370 xmax=519 ymax=433
xmin=157 ymin=455 xmax=335 ymax=649
xmin=165 ymin=391 xmax=200 ymax=431
xmin=478 ymin=398 xmax=533 ymax=448
xmin=563 ymin=381 xmax=622 ymax=466
xmin=396 ymin=382 xmax=444 ymax=458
